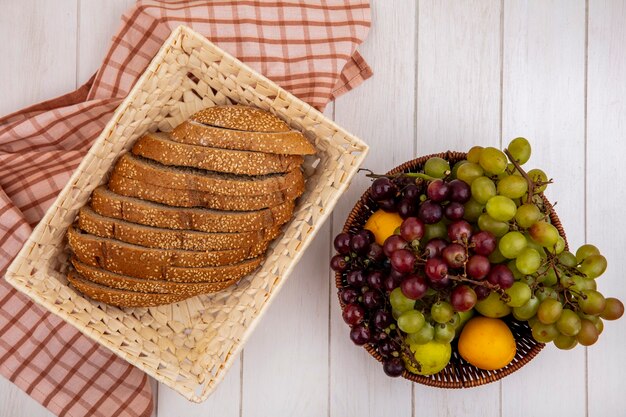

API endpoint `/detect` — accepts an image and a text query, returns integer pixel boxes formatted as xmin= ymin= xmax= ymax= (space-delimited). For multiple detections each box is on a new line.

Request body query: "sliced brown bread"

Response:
xmin=72 ymin=258 xmax=238 ymax=296
xmin=108 ymin=173 xmax=304 ymax=211
xmin=190 ymin=105 xmax=291 ymax=132
xmin=90 ymin=187 xmax=295 ymax=233
xmin=171 ymin=121 xmax=315 ymax=155
xmin=114 ymin=153 xmax=304 ymax=196
xmin=68 ymin=271 xmax=189 ymax=307
xmin=132 ymin=132 xmax=304 ymax=175
xmin=77 ymin=206 xmax=280 ymax=251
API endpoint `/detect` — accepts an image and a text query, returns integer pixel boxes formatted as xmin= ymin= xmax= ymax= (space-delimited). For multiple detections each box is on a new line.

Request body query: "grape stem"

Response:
xmin=358 ymin=168 xmax=439 ymax=182
xmin=503 ymin=148 xmax=553 ymax=204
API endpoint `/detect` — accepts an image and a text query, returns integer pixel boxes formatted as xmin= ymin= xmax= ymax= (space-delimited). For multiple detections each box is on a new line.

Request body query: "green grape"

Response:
xmin=464 ymin=198 xmax=485 ymax=222
xmin=434 ymin=323 xmax=456 ymax=343
xmin=537 ymin=265 xmax=557 ymax=286
xmin=578 ymin=290 xmax=606 ymax=315
xmin=520 ymin=275 xmax=536 ymax=287
xmin=505 ymin=282 xmax=532 ymax=307
xmin=423 ymin=221 xmax=448 ymax=242
xmin=457 ymin=162 xmax=484 ymax=185
xmin=575 ymin=244 xmax=600 ymax=263
xmin=528 ymin=317 xmax=539 ymax=327
xmin=516 ymin=248 xmax=542 ymax=275
xmin=550 ymin=236 xmax=566 ymax=255
xmin=515 ymin=204 xmax=542 ymax=228
xmin=467 ymin=146 xmax=483 ymax=163
xmin=390 ymin=287 xmax=416 ymax=313
xmin=431 ymin=301 xmax=455 ymax=324
xmin=528 ymin=221 xmax=560 ymax=248
xmin=397 ymin=310 xmax=426 ymax=333
xmin=488 ymin=246 xmax=507 ymax=263
xmin=451 ymin=160 xmax=468 ymax=179
xmin=535 ymin=287 xmax=559 ymax=302
xmin=475 ymin=292 xmax=511 ymax=318
xmin=601 ymin=297 xmax=625 ymax=320
xmin=507 ymin=260 xmax=525 ymax=279
xmin=578 ymin=254 xmax=608 ymax=278
xmin=479 ymin=147 xmax=508 ymax=175
xmin=497 ymin=175 xmax=528 ymax=199
xmin=424 ymin=157 xmax=450 ymax=179
xmin=449 ymin=313 xmax=462 ymax=329
xmin=531 ymin=322 xmax=559 ymax=343
xmin=512 ymin=297 xmax=540 ymax=320
xmin=595 ymin=318 xmax=604 ymax=334
xmin=556 ymin=309 xmax=582 ymax=336
xmin=558 ymin=251 xmax=577 ymax=267
xmin=507 ymin=137 xmax=531 ymax=165
xmin=478 ymin=214 xmax=509 ymax=237
xmin=499 ymin=232 xmax=528 ymax=259
xmin=537 ymin=298 xmax=563 ymax=324
xmin=576 ymin=319 xmax=599 ymax=346
xmin=570 ymin=275 xmax=597 ymax=292
xmin=525 ymin=234 xmax=547 ymax=258
xmin=392 ymin=309 xmax=402 ymax=320
xmin=486 ymin=196 xmax=517 ymax=222
xmin=471 ymin=176 xmax=497 ymax=204
xmin=554 ymin=334 xmax=578 ymax=350
xmin=406 ymin=322 xmax=434 ymax=344
xmin=527 ymin=168 xmax=549 ymax=193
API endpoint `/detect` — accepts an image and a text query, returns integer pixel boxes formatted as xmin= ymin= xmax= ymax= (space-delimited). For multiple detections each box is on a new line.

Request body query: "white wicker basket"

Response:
xmin=4 ymin=25 xmax=368 ymax=402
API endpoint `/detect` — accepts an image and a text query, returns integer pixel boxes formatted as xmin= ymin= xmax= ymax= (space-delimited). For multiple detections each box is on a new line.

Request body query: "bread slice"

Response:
xmin=190 ymin=105 xmax=291 ymax=132
xmin=171 ymin=121 xmax=316 ymax=155
xmin=90 ymin=186 xmax=294 ymax=232
xmin=78 ymin=206 xmax=280 ymax=251
xmin=114 ymin=153 xmax=305 ymax=196
xmin=72 ymin=258 xmax=238 ymax=296
xmin=132 ymin=132 xmax=304 ymax=175
xmin=108 ymin=173 xmax=303 ymax=211
xmin=68 ymin=271 xmax=189 ymax=307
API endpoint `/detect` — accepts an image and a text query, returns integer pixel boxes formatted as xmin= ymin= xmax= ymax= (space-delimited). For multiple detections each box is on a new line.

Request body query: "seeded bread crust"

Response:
xmin=132 ymin=132 xmax=304 ymax=175
xmin=71 ymin=258 xmax=238 ymax=296
xmin=108 ymin=173 xmax=304 ymax=211
xmin=190 ymin=105 xmax=291 ymax=132
xmin=114 ymin=153 xmax=304 ymax=196
xmin=171 ymin=121 xmax=316 ymax=155
xmin=67 ymin=271 xmax=189 ymax=307
xmin=90 ymin=187 xmax=295 ymax=233
xmin=78 ymin=206 xmax=280 ymax=251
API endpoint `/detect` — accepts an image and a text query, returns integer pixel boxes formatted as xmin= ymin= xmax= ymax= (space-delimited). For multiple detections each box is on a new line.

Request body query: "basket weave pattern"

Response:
xmin=5 ymin=26 xmax=368 ymax=401
xmin=335 ymin=151 xmax=566 ymax=388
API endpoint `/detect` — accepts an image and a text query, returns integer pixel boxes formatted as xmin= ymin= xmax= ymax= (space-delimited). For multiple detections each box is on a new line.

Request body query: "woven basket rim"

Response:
xmin=334 ymin=151 xmax=568 ymax=388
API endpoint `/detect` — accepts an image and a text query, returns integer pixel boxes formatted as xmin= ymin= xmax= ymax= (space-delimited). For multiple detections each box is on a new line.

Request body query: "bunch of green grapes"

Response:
xmin=455 ymin=138 xmax=624 ymax=349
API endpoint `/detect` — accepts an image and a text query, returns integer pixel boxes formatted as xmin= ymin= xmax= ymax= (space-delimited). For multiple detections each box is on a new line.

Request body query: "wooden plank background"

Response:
xmin=1 ymin=1 xmax=625 ymax=416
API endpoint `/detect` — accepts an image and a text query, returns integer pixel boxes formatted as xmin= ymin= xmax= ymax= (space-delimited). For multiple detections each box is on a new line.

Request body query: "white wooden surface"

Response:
xmin=1 ymin=1 xmax=626 ymax=416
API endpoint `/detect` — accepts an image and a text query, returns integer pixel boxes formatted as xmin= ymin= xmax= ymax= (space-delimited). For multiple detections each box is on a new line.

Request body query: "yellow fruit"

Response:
xmin=458 ymin=317 xmax=516 ymax=370
xmin=403 ymin=341 xmax=451 ymax=375
xmin=475 ymin=291 xmax=512 ymax=318
xmin=364 ymin=209 xmax=403 ymax=245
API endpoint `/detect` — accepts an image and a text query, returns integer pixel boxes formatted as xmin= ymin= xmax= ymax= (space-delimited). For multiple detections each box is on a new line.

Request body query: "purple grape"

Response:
xmin=362 ymin=290 xmax=383 ymax=309
xmin=425 ymin=257 xmax=448 ymax=282
xmin=350 ymin=324 xmax=371 ymax=345
xmin=444 ymin=202 xmax=465 ymax=220
xmin=372 ymin=330 xmax=389 ymax=343
xmin=383 ymin=235 xmax=408 ymax=257
xmin=418 ymin=200 xmax=443 ymax=224
xmin=451 ymin=285 xmax=477 ymax=312
xmin=383 ymin=358 xmax=405 ymax=377
xmin=447 ymin=220 xmax=473 ymax=242
xmin=343 ymin=304 xmax=365 ymax=326
xmin=366 ymin=242 xmax=385 ymax=262
xmin=467 ymin=255 xmax=491 ymax=280
xmin=397 ymin=199 xmax=416 ymax=219
xmin=333 ymin=233 xmax=351 ymax=254
xmin=346 ymin=270 xmax=366 ymax=287
xmin=400 ymin=217 xmax=425 ymax=242
xmin=427 ymin=179 xmax=450 ymax=202
xmin=373 ymin=310 xmax=393 ymax=329
xmin=403 ymin=184 xmax=421 ymax=200
xmin=378 ymin=340 xmax=400 ymax=358
xmin=367 ymin=271 xmax=385 ymax=290
xmin=448 ymin=179 xmax=471 ymax=203
xmin=400 ymin=273 xmax=428 ymax=300
xmin=330 ymin=255 xmax=348 ymax=272
xmin=339 ymin=288 xmax=358 ymax=304
xmin=470 ymin=231 xmax=497 ymax=256
xmin=371 ymin=177 xmax=398 ymax=200
xmin=442 ymin=243 xmax=467 ymax=268
xmin=390 ymin=249 xmax=416 ymax=273
xmin=487 ymin=264 xmax=515 ymax=289
xmin=475 ymin=286 xmax=491 ymax=300
xmin=378 ymin=198 xmax=397 ymax=212
xmin=350 ymin=233 xmax=370 ymax=254
xmin=384 ymin=273 xmax=403 ymax=291
xmin=423 ymin=238 xmax=447 ymax=258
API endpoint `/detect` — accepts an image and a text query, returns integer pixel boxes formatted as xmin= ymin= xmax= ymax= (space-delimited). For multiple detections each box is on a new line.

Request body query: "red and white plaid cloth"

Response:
xmin=0 ymin=1 xmax=371 ymax=416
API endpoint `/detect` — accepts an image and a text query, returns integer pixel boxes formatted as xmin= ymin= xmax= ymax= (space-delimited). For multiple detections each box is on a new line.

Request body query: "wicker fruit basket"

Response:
xmin=5 ymin=26 xmax=368 ymax=401
xmin=335 ymin=151 xmax=570 ymax=388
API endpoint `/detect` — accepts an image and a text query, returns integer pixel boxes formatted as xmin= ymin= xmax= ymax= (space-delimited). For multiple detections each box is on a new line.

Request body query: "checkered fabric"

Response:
xmin=0 ymin=1 xmax=371 ymax=416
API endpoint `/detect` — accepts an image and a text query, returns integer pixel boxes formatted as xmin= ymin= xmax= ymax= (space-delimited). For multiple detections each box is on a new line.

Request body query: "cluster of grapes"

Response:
xmin=331 ymin=137 xmax=624 ymax=378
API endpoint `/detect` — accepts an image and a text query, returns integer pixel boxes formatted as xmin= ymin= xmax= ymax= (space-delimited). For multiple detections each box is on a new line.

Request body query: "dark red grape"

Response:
xmin=487 ymin=264 xmax=515 ymax=289
xmin=383 ymin=275 xmax=400 ymax=291
xmin=400 ymin=217 xmax=425 ymax=242
xmin=427 ymin=179 xmax=450 ymax=202
xmin=367 ymin=271 xmax=385 ymax=290
xmin=350 ymin=324 xmax=371 ymax=345
xmin=373 ymin=310 xmax=393 ymax=329
xmin=447 ymin=220 xmax=473 ymax=242
xmin=383 ymin=235 xmax=408 ymax=257
xmin=401 ymin=273 xmax=428 ymax=300
xmin=466 ymin=255 xmax=490 ymax=280
xmin=333 ymin=233 xmax=351 ymax=254
xmin=342 ymin=304 xmax=365 ymax=326
xmin=418 ymin=200 xmax=444 ymax=224
xmin=451 ymin=285 xmax=478 ymax=312
xmin=403 ymin=184 xmax=421 ymax=200
xmin=366 ymin=243 xmax=385 ymax=262
xmin=378 ymin=340 xmax=400 ymax=357
xmin=397 ymin=198 xmax=416 ymax=219
xmin=475 ymin=285 xmax=491 ymax=300
xmin=371 ymin=177 xmax=398 ymax=200
xmin=430 ymin=276 xmax=452 ymax=289
xmin=383 ymin=358 xmax=405 ymax=377
xmin=330 ymin=255 xmax=348 ymax=272
xmin=442 ymin=243 xmax=467 ymax=268
xmin=423 ymin=238 xmax=447 ymax=259
xmin=350 ymin=233 xmax=370 ymax=254
xmin=372 ymin=330 xmax=389 ymax=343
xmin=378 ymin=198 xmax=397 ymax=212
xmin=425 ymin=257 xmax=448 ymax=281
xmin=470 ymin=230 xmax=497 ymax=256
xmin=359 ymin=229 xmax=375 ymax=244
xmin=339 ymin=288 xmax=358 ymax=304
xmin=448 ymin=179 xmax=471 ymax=203
xmin=391 ymin=249 xmax=416 ymax=273
xmin=346 ymin=270 xmax=366 ymax=287
xmin=444 ymin=202 xmax=465 ymax=220
xmin=362 ymin=290 xmax=383 ymax=309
